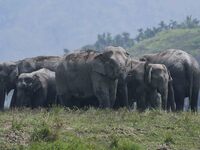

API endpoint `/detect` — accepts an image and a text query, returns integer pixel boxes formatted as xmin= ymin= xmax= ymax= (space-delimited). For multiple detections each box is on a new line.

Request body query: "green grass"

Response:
xmin=129 ymin=28 xmax=200 ymax=57
xmin=0 ymin=107 xmax=200 ymax=149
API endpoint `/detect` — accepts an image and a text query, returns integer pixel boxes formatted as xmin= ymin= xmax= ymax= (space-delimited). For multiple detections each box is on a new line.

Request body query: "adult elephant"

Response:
xmin=125 ymin=59 xmax=175 ymax=111
xmin=0 ymin=62 xmax=18 ymax=109
xmin=0 ymin=56 xmax=61 ymax=109
xmin=56 ymin=46 xmax=129 ymax=108
xmin=140 ymin=49 xmax=200 ymax=111
xmin=16 ymin=68 xmax=56 ymax=108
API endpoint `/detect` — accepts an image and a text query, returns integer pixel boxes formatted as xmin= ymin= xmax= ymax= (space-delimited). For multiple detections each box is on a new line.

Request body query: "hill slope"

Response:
xmin=129 ymin=28 xmax=200 ymax=58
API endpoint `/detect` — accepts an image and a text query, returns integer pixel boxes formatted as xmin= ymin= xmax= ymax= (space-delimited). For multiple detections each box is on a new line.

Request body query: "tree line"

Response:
xmin=135 ymin=16 xmax=200 ymax=42
xmin=65 ymin=16 xmax=200 ymax=52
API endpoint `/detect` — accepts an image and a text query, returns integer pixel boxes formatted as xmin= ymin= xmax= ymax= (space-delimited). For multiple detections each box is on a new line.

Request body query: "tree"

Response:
xmin=64 ymin=48 xmax=70 ymax=53
xmin=181 ymin=16 xmax=199 ymax=28
xmin=169 ymin=20 xmax=178 ymax=29
xmin=158 ymin=21 xmax=167 ymax=31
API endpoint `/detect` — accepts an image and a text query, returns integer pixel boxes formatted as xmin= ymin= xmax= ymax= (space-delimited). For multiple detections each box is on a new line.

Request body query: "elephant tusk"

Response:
xmin=4 ymin=89 xmax=14 ymax=109
xmin=148 ymin=67 xmax=152 ymax=84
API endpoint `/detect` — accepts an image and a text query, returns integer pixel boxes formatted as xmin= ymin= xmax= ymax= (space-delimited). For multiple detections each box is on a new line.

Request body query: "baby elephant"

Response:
xmin=16 ymin=68 xmax=56 ymax=108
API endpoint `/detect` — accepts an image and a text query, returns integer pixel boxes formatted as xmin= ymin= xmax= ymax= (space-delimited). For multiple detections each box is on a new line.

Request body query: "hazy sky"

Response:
xmin=0 ymin=0 xmax=200 ymax=61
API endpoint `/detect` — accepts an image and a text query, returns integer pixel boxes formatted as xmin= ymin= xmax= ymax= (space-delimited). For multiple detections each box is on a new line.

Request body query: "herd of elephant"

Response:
xmin=0 ymin=46 xmax=199 ymax=111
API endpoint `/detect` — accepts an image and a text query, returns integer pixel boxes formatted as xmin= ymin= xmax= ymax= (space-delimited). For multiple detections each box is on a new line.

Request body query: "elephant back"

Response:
xmin=17 ymin=56 xmax=61 ymax=73
xmin=63 ymin=50 xmax=99 ymax=66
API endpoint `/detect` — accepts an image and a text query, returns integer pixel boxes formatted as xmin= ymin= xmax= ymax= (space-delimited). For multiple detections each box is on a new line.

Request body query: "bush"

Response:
xmin=30 ymin=122 xmax=58 ymax=142
xmin=110 ymin=138 xmax=143 ymax=150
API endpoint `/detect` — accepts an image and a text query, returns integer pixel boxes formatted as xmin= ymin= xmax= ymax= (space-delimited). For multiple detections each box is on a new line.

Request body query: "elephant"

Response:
xmin=144 ymin=63 xmax=176 ymax=111
xmin=0 ymin=62 xmax=19 ymax=109
xmin=140 ymin=49 xmax=200 ymax=111
xmin=56 ymin=46 xmax=129 ymax=108
xmin=125 ymin=60 xmax=161 ymax=110
xmin=16 ymin=68 xmax=56 ymax=108
xmin=122 ymin=58 xmax=175 ymax=111
xmin=17 ymin=56 xmax=61 ymax=73
xmin=0 ymin=56 xmax=61 ymax=109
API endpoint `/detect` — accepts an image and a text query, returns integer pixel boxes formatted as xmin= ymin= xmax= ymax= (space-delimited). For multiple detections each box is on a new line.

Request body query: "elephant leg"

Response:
xmin=115 ymin=78 xmax=129 ymax=108
xmin=109 ymin=79 xmax=118 ymax=107
xmin=0 ymin=89 xmax=5 ymax=110
xmin=92 ymin=72 xmax=111 ymax=108
xmin=167 ymin=82 xmax=176 ymax=112
xmin=57 ymin=95 xmax=65 ymax=106
xmin=57 ymin=93 xmax=72 ymax=107
xmin=63 ymin=94 xmax=73 ymax=108
xmin=93 ymin=84 xmax=110 ymax=108
xmin=137 ymin=94 xmax=146 ymax=111
xmin=190 ymin=85 xmax=199 ymax=112
xmin=174 ymin=87 xmax=185 ymax=111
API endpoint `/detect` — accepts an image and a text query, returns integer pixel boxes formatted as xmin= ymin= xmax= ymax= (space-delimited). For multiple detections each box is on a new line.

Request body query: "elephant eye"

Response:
xmin=25 ymin=78 xmax=32 ymax=83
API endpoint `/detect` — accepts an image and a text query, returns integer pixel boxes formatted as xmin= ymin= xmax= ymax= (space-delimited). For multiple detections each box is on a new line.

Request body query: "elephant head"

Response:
xmin=92 ymin=46 xmax=130 ymax=108
xmin=0 ymin=62 xmax=19 ymax=88
xmin=0 ymin=62 xmax=19 ymax=109
xmin=144 ymin=63 xmax=175 ymax=110
xmin=92 ymin=46 xmax=129 ymax=79
xmin=125 ymin=60 xmax=166 ymax=110
xmin=16 ymin=73 xmax=42 ymax=107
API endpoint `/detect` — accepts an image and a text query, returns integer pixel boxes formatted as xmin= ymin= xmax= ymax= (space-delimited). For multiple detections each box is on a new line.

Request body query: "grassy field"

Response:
xmin=129 ymin=28 xmax=200 ymax=58
xmin=0 ymin=107 xmax=200 ymax=150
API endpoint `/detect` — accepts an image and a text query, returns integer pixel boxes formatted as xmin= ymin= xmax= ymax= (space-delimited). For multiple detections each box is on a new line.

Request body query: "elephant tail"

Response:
xmin=184 ymin=62 xmax=193 ymax=102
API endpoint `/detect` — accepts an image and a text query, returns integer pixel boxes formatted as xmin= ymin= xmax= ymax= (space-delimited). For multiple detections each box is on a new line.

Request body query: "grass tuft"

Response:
xmin=110 ymin=137 xmax=143 ymax=150
xmin=30 ymin=121 xmax=58 ymax=142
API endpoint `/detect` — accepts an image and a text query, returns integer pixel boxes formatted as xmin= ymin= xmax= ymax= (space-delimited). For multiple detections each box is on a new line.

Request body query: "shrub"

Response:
xmin=30 ymin=122 xmax=58 ymax=142
xmin=110 ymin=138 xmax=143 ymax=150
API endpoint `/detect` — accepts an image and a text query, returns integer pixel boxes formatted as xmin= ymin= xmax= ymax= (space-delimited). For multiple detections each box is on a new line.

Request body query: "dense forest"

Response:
xmin=79 ymin=16 xmax=200 ymax=51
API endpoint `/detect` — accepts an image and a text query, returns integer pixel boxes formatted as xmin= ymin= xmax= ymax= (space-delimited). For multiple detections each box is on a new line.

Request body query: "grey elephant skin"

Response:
xmin=0 ymin=56 xmax=61 ymax=109
xmin=16 ymin=68 xmax=56 ymax=108
xmin=124 ymin=59 xmax=171 ymax=110
xmin=144 ymin=63 xmax=175 ymax=111
xmin=140 ymin=49 xmax=200 ymax=111
xmin=56 ymin=46 xmax=129 ymax=108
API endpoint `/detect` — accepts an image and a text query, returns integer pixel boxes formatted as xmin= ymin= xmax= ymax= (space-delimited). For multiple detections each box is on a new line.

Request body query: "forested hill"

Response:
xmin=81 ymin=16 xmax=200 ymax=62
xmin=128 ymin=28 xmax=200 ymax=62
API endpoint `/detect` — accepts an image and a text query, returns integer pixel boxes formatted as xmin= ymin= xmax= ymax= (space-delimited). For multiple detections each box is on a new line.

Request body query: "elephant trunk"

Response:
xmin=144 ymin=62 xmax=152 ymax=85
xmin=160 ymin=88 xmax=168 ymax=110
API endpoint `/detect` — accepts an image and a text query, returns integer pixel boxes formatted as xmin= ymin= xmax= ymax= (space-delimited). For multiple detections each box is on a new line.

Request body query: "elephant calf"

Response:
xmin=145 ymin=63 xmax=176 ymax=111
xmin=16 ymin=68 xmax=56 ymax=108
xmin=126 ymin=60 xmax=175 ymax=111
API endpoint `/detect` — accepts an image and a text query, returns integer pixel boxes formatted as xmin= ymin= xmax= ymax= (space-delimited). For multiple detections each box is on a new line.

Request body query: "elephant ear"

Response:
xmin=161 ymin=64 xmax=173 ymax=82
xmin=32 ymin=74 xmax=42 ymax=92
xmin=92 ymin=51 xmax=113 ymax=76
xmin=144 ymin=62 xmax=152 ymax=84
xmin=92 ymin=54 xmax=106 ymax=75
xmin=167 ymin=70 xmax=173 ymax=82
xmin=140 ymin=57 xmax=148 ymax=62
xmin=9 ymin=64 xmax=19 ymax=83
